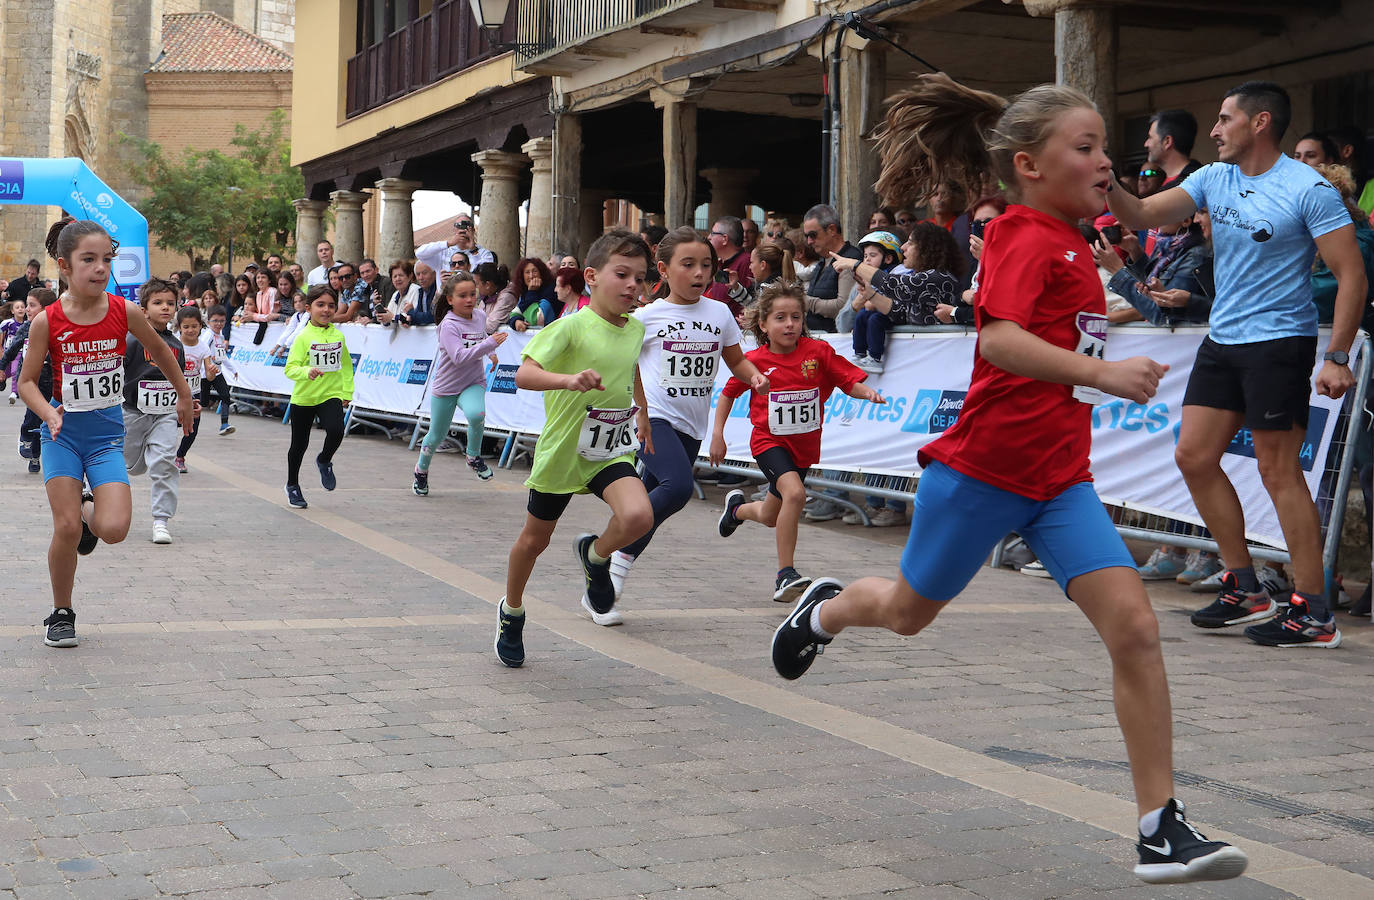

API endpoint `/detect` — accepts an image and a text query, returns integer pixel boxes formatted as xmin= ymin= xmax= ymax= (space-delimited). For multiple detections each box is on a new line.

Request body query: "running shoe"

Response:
xmin=1177 ymin=550 xmax=1221 ymax=585
xmin=43 ymin=608 xmax=78 ymax=648
xmin=27 ymin=458 xmax=40 ymax=474
xmin=495 ymin=601 xmax=525 ymax=668
xmin=718 ymin=489 xmax=746 ymax=538
xmin=18 ymin=439 xmax=31 ymax=459
xmin=174 ymin=456 xmax=187 ymax=474
xmin=771 ymin=578 xmax=839 ymax=680
xmin=412 ymin=470 xmax=429 ymax=496
xmin=803 ymin=498 xmax=841 ymax=522
xmin=574 ymin=534 xmax=616 ymax=615
xmin=581 ymin=594 xmax=625 ymax=627
xmin=609 ymin=550 xmax=635 ymax=599
xmin=467 ymin=455 xmax=493 ymax=481
xmin=1020 ymin=560 xmax=1052 ymax=578
xmin=1138 ymin=548 xmax=1186 ymax=581
xmin=1190 ymin=571 xmax=1276 ymax=629
xmin=1243 ymin=596 xmax=1342 ymax=648
xmin=284 ymin=484 xmax=308 ymax=509
xmin=317 ymin=458 xmax=336 ymax=491
xmin=151 ymin=521 xmax=172 ymax=545
xmin=773 ymin=567 xmax=811 ymax=603
xmin=77 ymin=490 xmax=97 ymax=555
xmin=218 ymin=423 xmax=235 ymax=436
xmin=7 ymin=393 xmax=14 ymax=404
xmin=1134 ymin=799 xmax=1248 ymax=884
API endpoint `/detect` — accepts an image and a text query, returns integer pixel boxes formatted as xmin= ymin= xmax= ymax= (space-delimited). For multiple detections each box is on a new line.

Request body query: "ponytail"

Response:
xmin=46 ymin=217 xmax=116 ymax=262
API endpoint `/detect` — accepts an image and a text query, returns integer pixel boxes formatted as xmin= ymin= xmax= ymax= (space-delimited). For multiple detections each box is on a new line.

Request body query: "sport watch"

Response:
xmin=1323 ymin=350 xmax=1350 ymax=366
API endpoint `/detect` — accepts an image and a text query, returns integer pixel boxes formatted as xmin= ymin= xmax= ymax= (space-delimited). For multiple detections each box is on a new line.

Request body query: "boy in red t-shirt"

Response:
xmin=709 ymin=283 xmax=883 ymax=602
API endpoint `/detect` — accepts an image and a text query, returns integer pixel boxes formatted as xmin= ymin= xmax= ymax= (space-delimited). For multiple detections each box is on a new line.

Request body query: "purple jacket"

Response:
xmin=430 ymin=309 xmax=498 ymax=396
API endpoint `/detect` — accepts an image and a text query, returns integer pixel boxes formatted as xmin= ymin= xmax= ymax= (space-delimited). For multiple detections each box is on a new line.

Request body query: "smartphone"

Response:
xmin=971 ymin=219 xmax=986 ymax=239
xmin=1101 ymin=225 xmax=1123 ymax=245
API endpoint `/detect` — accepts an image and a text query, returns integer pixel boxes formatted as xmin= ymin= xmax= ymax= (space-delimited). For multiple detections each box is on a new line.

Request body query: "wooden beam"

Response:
xmin=641 ymin=24 xmax=698 ymax=37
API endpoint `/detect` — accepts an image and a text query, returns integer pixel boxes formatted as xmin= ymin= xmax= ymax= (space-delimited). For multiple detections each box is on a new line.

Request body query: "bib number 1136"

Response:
xmin=62 ymin=357 xmax=123 ymax=412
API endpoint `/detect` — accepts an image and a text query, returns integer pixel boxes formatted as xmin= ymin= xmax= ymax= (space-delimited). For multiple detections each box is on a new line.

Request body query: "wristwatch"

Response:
xmin=1323 ymin=350 xmax=1350 ymax=366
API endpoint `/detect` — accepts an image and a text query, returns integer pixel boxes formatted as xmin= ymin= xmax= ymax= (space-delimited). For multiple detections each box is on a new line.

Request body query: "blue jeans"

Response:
xmin=853 ymin=308 xmax=893 ymax=360
xmin=621 ymin=418 xmax=701 ymax=558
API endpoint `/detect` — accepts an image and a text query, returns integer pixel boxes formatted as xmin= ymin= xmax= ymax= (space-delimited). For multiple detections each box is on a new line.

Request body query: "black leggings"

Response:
xmin=287 ymin=398 xmax=345 ymax=486
xmin=177 ymin=375 xmax=234 ymax=457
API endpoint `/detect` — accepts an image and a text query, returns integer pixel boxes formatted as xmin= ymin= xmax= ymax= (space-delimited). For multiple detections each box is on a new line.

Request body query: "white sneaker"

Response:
xmin=581 ymin=594 xmax=624 ymax=626
xmin=869 ymin=506 xmax=905 ymax=527
xmin=151 ymin=521 xmax=172 ymax=544
xmin=609 ymin=550 xmax=635 ymax=599
xmin=1020 ymin=560 xmax=1051 ymax=578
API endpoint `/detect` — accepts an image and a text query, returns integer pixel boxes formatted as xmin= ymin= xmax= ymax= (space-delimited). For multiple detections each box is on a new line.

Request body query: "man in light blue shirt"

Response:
xmin=1109 ymin=81 xmax=1367 ymax=649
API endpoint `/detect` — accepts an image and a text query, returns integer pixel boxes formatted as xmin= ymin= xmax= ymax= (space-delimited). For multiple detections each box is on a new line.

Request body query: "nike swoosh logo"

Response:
xmin=1263 ymin=411 xmax=1284 ymax=420
xmin=1142 ymin=838 xmax=1171 ymax=855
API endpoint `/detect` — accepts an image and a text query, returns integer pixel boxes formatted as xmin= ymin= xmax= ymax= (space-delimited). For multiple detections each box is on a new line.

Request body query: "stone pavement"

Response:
xmin=0 ymin=401 xmax=1372 ymax=899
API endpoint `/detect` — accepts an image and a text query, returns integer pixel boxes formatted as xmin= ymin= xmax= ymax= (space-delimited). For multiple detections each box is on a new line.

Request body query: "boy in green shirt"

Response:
xmin=496 ymin=229 xmax=656 ymax=667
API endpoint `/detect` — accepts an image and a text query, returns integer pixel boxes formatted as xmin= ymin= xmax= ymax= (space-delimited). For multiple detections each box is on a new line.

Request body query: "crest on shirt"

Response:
xmin=801 ymin=358 xmax=819 ymax=380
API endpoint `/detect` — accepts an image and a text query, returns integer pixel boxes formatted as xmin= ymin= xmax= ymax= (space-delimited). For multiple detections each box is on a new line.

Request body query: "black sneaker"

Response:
xmin=43 ymin=608 xmax=78 ymax=648
xmin=1189 ymin=571 xmax=1276 ymax=629
xmin=317 ymin=458 xmax=337 ymax=491
xmin=28 ymin=458 xmax=40 ymax=474
xmin=77 ymin=490 xmax=97 ymax=555
xmin=1134 ymin=799 xmax=1248 ymax=884
xmin=412 ymin=470 xmax=429 ymax=496
xmin=574 ymin=533 xmax=616 ymax=615
xmin=718 ymin=489 xmax=745 ymax=538
xmin=773 ymin=567 xmax=811 ymax=603
xmin=1243 ymin=595 xmax=1342 ymax=648
xmin=284 ymin=484 xmax=308 ymax=509
xmin=771 ymin=578 xmax=839 ymax=680
xmin=467 ymin=455 xmax=494 ymax=481
xmin=495 ymin=601 xmax=525 ymax=668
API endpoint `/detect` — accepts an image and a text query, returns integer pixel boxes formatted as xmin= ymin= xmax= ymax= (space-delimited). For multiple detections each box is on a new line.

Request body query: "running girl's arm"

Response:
xmin=1105 ymin=182 xmax=1197 ymax=231
xmin=16 ymin=312 xmax=60 ymax=434
xmin=708 ymin=377 xmax=748 ymax=466
xmin=127 ymin=303 xmax=196 ymax=435
xmin=632 ymin=366 xmax=654 ymax=457
xmin=722 ymin=344 xmax=768 ymax=393
xmin=440 ymin=321 xmax=499 ymax=367
xmin=843 ymin=378 xmax=885 ymax=404
xmin=979 ymin=317 xmax=1167 ymax=404
xmin=283 ymin=330 xmax=312 ymax=382
xmin=514 ymin=357 xmax=602 ymax=392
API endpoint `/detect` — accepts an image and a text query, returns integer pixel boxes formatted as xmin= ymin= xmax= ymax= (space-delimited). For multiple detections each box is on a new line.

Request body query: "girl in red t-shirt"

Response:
xmin=769 ymin=75 xmax=1247 ymax=886
xmin=16 ymin=218 xmax=195 ymax=650
xmin=709 ymin=284 xmax=883 ymax=603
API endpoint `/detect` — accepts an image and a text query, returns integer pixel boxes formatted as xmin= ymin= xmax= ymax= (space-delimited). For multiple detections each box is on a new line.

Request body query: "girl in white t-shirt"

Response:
xmin=597 ymin=227 xmax=770 ymax=625
xmin=173 ymin=307 xmax=221 ymax=472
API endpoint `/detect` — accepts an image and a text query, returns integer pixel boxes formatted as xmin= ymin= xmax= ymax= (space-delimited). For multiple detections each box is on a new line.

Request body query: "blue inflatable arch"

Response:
xmin=0 ymin=157 xmax=149 ymax=301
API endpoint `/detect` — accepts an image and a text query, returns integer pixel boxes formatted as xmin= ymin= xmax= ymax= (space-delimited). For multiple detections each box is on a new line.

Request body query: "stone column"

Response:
xmin=470 ymin=150 xmax=529 ymax=268
xmin=579 ymin=190 xmax=611 ymax=256
xmin=657 ymin=94 xmax=698 ymax=229
xmin=552 ymin=113 xmax=582 ymax=259
xmin=1054 ymin=5 xmax=1117 ymax=150
xmin=700 ymin=168 xmax=758 ymax=223
xmin=292 ymin=199 xmax=329 ymax=270
xmin=522 ymin=137 xmax=554 ymax=261
xmin=328 ymin=190 xmax=370 ymax=267
xmin=839 ymin=43 xmax=887 ymax=240
xmin=373 ymin=178 xmax=422 ymax=268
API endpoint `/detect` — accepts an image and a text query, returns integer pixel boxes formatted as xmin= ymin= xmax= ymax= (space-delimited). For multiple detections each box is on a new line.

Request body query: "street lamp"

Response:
xmin=468 ymin=0 xmax=509 ymax=42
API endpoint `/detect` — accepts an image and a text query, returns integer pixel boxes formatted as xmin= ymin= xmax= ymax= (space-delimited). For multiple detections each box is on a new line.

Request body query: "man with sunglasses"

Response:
xmin=416 ymin=216 xmax=493 ymax=277
xmin=331 ymin=262 xmax=370 ymax=322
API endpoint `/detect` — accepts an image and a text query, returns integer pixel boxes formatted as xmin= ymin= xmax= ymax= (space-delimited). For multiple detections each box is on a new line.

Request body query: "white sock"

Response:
xmin=809 ymin=602 xmax=833 ymax=639
xmin=501 ymin=599 xmax=524 ymax=617
xmin=153 ymin=518 xmax=168 ymax=527
xmin=1139 ymin=806 xmax=1164 ymax=836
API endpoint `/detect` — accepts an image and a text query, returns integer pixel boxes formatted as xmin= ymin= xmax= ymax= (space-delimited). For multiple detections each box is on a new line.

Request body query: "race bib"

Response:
xmin=137 ymin=379 xmax=176 ymax=414
xmin=461 ymin=332 xmax=487 ymax=349
xmin=577 ymin=406 xmax=637 ymax=461
xmin=61 ymin=356 xmax=122 ymax=412
xmin=769 ymin=388 xmax=820 ymax=435
xmin=1072 ymin=311 xmax=1108 ymax=405
xmin=186 ymin=373 xmax=201 ymax=396
xmin=309 ymin=341 xmax=343 ymax=372
xmin=659 ymin=340 xmax=718 ymax=388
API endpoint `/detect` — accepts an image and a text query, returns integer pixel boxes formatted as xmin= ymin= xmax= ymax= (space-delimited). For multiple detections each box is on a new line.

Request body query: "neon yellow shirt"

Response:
xmin=522 ymin=307 xmax=645 ymax=495
xmin=284 ymin=321 xmax=355 ymax=405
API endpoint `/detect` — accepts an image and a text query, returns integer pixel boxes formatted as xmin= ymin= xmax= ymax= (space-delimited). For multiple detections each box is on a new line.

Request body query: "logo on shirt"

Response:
xmin=800 ymin=358 xmax=819 ymax=380
xmin=1064 ymin=250 xmax=1078 ymax=262
xmin=1238 ymin=189 xmax=1256 ymax=198
xmin=56 ymin=330 xmax=74 ymax=342
xmin=1250 ymin=218 xmax=1273 ymax=243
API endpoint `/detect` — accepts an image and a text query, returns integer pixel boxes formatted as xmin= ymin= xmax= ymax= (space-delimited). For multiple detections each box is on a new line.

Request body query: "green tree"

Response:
xmin=122 ymin=110 xmax=304 ymax=269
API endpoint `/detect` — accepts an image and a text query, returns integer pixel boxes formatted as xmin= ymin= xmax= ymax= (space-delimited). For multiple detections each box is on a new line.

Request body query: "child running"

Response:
xmin=496 ymin=228 xmax=655 ymax=667
xmin=201 ymin=306 xmax=236 ymax=435
xmin=122 ymin=278 xmax=190 ymax=544
xmin=174 ymin=306 xmax=214 ymax=473
xmin=711 ymin=283 xmax=884 ymax=602
xmin=17 ymin=218 xmax=194 ymax=648
xmin=770 ymin=74 xmax=1246 ymax=884
xmin=282 ymin=286 xmax=355 ymax=509
xmin=0 ymin=288 xmax=58 ymax=472
xmin=598 ymin=227 xmax=769 ymax=626
xmin=2 ymin=298 xmax=26 ymax=403
xmin=413 ymin=271 xmax=503 ymax=495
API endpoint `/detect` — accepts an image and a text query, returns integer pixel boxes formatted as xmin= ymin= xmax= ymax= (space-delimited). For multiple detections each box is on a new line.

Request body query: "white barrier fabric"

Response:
xmin=224 ymin=322 xmax=1358 ymax=549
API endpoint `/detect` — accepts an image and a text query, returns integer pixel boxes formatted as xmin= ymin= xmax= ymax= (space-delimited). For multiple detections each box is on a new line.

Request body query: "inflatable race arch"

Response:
xmin=0 ymin=157 xmax=149 ymax=300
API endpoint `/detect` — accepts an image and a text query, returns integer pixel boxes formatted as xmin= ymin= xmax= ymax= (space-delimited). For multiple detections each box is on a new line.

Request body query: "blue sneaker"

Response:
xmin=1138 ymin=549 xmax=1186 ymax=581
xmin=1177 ymin=550 xmax=1221 ymax=585
xmin=574 ymin=534 xmax=616 ymax=615
xmin=317 ymin=457 xmax=337 ymax=491
xmin=495 ymin=601 xmax=525 ymax=668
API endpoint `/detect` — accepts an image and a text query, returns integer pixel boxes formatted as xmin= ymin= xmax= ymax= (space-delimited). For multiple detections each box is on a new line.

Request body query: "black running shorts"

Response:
xmin=1182 ymin=335 xmax=1316 ymax=431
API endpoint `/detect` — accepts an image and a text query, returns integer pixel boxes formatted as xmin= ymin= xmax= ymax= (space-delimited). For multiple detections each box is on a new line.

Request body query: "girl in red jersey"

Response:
xmin=768 ymin=75 xmax=1246 ymax=886
xmin=16 ymin=218 xmax=194 ymax=649
xmin=709 ymin=284 xmax=884 ymax=602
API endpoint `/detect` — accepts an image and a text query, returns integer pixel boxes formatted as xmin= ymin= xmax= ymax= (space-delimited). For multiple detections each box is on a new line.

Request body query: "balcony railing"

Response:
xmin=514 ymin=0 xmax=691 ymax=67
xmin=345 ymin=0 xmax=516 ymax=118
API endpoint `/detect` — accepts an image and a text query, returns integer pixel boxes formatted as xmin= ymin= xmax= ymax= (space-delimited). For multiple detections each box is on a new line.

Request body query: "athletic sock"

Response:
xmin=501 ymin=599 xmax=524 ymax=617
xmin=1296 ymin=589 xmax=1329 ymax=620
xmin=1139 ymin=805 xmax=1165 ymax=836
xmin=588 ymin=544 xmax=609 ymax=566
xmin=809 ymin=601 xmax=833 ymax=640
xmin=1231 ymin=566 xmax=1259 ymax=592
xmin=416 ymin=448 xmax=434 ymax=473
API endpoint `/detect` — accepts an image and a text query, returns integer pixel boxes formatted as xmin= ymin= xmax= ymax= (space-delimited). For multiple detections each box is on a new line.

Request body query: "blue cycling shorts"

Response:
xmin=40 ymin=403 xmax=129 ymax=488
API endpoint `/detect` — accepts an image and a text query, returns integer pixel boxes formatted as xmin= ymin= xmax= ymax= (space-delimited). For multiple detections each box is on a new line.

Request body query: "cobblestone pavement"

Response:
xmin=1 ymin=402 xmax=1371 ymax=899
